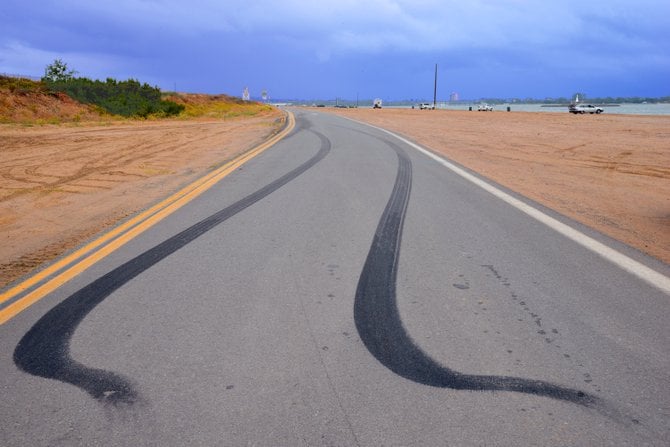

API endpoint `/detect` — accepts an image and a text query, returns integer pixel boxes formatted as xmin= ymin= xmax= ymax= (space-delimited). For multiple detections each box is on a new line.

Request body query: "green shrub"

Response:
xmin=44 ymin=75 xmax=184 ymax=118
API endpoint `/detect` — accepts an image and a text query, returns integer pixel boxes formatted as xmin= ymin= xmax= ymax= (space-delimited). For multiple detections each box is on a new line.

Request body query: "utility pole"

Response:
xmin=433 ymin=63 xmax=438 ymax=110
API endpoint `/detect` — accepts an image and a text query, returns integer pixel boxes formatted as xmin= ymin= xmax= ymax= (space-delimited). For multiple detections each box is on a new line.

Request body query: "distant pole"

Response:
xmin=433 ymin=63 xmax=438 ymax=109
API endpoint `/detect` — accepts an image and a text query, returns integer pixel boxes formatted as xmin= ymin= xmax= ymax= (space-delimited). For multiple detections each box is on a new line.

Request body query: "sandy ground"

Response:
xmin=326 ymin=107 xmax=669 ymax=265
xmin=0 ymin=110 xmax=284 ymax=288
xmin=0 ymin=107 xmax=668 ymax=290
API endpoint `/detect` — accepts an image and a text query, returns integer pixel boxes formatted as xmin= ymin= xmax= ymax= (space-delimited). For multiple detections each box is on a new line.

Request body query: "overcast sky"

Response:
xmin=2 ymin=1 xmax=669 ymax=100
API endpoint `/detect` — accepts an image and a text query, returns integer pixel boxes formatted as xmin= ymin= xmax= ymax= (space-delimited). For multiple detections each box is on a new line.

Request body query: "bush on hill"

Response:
xmin=45 ymin=77 xmax=185 ymax=118
xmin=2 ymin=60 xmax=273 ymax=123
xmin=0 ymin=75 xmax=105 ymax=124
xmin=41 ymin=59 xmax=184 ymax=118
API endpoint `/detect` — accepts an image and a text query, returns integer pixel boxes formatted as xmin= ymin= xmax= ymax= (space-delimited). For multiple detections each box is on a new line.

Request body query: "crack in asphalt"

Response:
xmin=13 ymin=124 xmax=331 ymax=407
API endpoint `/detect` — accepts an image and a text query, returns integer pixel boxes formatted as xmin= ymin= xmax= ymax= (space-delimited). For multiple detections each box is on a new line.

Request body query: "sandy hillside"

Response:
xmin=325 ymin=107 xmax=670 ymax=265
xmin=0 ymin=77 xmax=104 ymax=124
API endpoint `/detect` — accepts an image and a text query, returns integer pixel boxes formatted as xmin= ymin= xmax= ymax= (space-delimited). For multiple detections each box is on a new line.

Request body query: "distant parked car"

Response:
xmin=373 ymin=98 xmax=383 ymax=109
xmin=569 ymin=104 xmax=603 ymax=114
xmin=419 ymin=103 xmax=434 ymax=110
xmin=478 ymin=104 xmax=493 ymax=111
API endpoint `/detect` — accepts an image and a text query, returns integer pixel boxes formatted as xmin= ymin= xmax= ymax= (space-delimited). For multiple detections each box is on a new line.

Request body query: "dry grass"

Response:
xmin=163 ymin=93 xmax=274 ymax=119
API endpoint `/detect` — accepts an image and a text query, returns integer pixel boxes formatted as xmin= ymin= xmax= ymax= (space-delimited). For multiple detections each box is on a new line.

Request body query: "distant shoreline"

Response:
xmin=374 ymin=103 xmax=670 ymax=115
xmin=540 ymin=104 xmax=621 ymax=108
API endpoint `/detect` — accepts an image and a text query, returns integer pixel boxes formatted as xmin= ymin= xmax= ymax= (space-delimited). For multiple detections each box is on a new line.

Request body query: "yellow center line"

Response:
xmin=0 ymin=111 xmax=295 ymax=325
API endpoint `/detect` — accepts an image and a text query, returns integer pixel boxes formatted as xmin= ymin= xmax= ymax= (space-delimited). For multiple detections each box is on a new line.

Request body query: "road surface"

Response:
xmin=1 ymin=109 xmax=669 ymax=446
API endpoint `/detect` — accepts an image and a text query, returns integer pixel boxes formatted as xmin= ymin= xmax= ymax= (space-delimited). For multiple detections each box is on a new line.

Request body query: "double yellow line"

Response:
xmin=0 ymin=111 xmax=295 ymax=325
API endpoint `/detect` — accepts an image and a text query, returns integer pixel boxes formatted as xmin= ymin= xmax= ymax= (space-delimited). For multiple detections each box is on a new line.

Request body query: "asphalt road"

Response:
xmin=1 ymin=109 xmax=669 ymax=446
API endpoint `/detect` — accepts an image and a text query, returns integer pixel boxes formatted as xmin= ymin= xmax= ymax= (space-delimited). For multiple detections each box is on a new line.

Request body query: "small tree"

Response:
xmin=42 ymin=59 xmax=76 ymax=83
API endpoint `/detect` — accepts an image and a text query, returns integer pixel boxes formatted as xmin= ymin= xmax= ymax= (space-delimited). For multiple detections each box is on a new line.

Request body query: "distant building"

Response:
xmin=449 ymin=92 xmax=459 ymax=102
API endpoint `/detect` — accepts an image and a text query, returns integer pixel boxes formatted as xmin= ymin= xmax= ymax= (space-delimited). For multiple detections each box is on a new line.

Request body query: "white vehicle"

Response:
xmin=373 ymin=98 xmax=382 ymax=109
xmin=478 ymin=104 xmax=493 ymax=111
xmin=569 ymin=104 xmax=603 ymax=114
xmin=419 ymin=103 xmax=434 ymax=110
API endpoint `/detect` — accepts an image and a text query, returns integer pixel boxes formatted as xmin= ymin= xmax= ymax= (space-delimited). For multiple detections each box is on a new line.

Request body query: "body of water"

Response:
xmin=409 ymin=103 xmax=670 ymax=115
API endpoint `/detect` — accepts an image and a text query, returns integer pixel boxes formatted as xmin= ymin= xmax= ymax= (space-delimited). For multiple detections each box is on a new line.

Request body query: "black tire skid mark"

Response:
xmin=353 ymin=137 xmax=599 ymax=408
xmin=14 ymin=125 xmax=331 ymax=407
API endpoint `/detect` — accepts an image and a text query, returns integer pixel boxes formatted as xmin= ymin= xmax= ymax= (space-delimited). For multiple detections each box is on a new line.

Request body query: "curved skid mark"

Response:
xmin=14 ymin=124 xmax=331 ymax=406
xmin=354 ymin=138 xmax=599 ymax=408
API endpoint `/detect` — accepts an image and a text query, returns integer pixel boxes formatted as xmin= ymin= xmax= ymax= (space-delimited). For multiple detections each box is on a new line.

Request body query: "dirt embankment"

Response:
xmin=326 ymin=108 xmax=670 ymax=264
xmin=0 ymin=76 xmax=105 ymax=124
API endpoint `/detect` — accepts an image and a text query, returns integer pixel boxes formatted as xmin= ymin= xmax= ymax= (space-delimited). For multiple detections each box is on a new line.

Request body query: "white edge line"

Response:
xmin=341 ymin=115 xmax=670 ymax=296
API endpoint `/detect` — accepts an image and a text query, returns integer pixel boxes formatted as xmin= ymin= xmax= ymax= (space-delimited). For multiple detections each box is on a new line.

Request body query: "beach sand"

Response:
xmin=326 ymin=107 xmax=670 ymax=265
xmin=0 ymin=107 xmax=668 ymax=289
xmin=0 ymin=110 xmax=284 ymax=287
